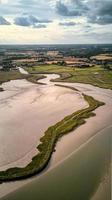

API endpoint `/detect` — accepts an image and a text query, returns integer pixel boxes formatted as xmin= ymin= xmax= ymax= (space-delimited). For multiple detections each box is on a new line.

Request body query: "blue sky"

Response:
xmin=0 ymin=0 xmax=112 ymax=44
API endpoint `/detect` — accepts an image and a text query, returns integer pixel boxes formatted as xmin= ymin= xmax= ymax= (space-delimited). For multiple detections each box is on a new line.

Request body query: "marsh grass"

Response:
xmin=25 ymin=65 xmax=112 ymax=89
xmin=0 ymin=70 xmax=46 ymax=87
xmin=0 ymin=70 xmax=28 ymax=85
xmin=0 ymin=92 xmax=105 ymax=183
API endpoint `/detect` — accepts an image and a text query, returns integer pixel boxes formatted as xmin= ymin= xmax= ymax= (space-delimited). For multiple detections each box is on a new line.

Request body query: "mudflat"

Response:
xmin=0 ymin=73 xmax=111 ymax=199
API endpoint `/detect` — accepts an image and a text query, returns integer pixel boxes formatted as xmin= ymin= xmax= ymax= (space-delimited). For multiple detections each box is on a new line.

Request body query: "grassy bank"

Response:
xmin=0 ymin=92 xmax=104 ymax=183
xmin=0 ymin=70 xmax=29 ymax=85
xmin=25 ymin=65 xmax=112 ymax=89
xmin=4 ymin=127 xmax=111 ymax=200
xmin=55 ymin=84 xmax=79 ymax=91
xmin=27 ymin=74 xmax=47 ymax=85
xmin=0 ymin=70 xmax=45 ymax=86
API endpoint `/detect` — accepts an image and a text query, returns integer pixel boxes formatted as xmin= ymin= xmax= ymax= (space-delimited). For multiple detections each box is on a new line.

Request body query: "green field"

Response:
xmin=26 ymin=65 xmax=112 ymax=89
xmin=0 ymin=92 xmax=104 ymax=183
xmin=1 ymin=65 xmax=111 ymax=90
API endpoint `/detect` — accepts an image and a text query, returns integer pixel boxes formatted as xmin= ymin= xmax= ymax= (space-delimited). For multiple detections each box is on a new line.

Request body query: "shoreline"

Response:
xmin=2 ymin=126 xmax=111 ymax=200
xmin=0 ymin=71 xmax=111 ymax=199
xmin=0 ymin=75 xmax=85 ymax=171
xmin=25 ymin=65 xmax=112 ymax=90
xmin=0 ymin=90 xmax=104 ymax=183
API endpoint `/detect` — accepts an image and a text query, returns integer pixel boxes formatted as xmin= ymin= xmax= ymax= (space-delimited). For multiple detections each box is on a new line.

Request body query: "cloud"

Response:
xmin=0 ymin=0 xmax=112 ymax=44
xmin=56 ymin=0 xmax=89 ymax=17
xmin=88 ymin=15 xmax=112 ymax=25
xmin=56 ymin=1 xmax=81 ymax=16
xmin=14 ymin=15 xmax=52 ymax=27
xmin=71 ymin=0 xmax=88 ymax=10
xmin=37 ymin=19 xmax=52 ymax=23
xmin=19 ymin=0 xmax=36 ymax=6
xmin=0 ymin=0 xmax=8 ymax=4
xmin=59 ymin=21 xmax=76 ymax=26
xmin=33 ymin=24 xmax=46 ymax=28
xmin=87 ymin=0 xmax=112 ymax=25
xmin=98 ymin=1 xmax=112 ymax=16
xmin=0 ymin=16 xmax=11 ymax=25
xmin=28 ymin=15 xmax=38 ymax=24
xmin=0 ymin=0 xmax=54 ymax=19
xmin=56 ymin=0 xmax=112 ymax=25
xmin=14 ymin=16 xmax=31 ymax=26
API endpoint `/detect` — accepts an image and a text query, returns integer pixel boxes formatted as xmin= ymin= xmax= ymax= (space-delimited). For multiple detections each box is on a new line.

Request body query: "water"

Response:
xmin=2 ymin=127 xmax=111 ymax=200
xmin=0 ymin=70 xmax=112 ymax=199
xmin=0 ymin=73 xmax=88 ymax=198
xmin=18 ymin=67 xmax=29 ymax=75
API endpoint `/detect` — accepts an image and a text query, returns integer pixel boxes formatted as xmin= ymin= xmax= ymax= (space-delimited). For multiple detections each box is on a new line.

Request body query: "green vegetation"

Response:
xmin=27 ymin=74 xmax=46 ymax=85
xmin=0 ymin=70 xmax=45 ymax=85
xmin=25 ymin=65 xmax=112 ymax=89
xmin=65 ymin=67 xmax=112 ymax=89
xmin=0 ymin=92 xmax=104 ymax=183
xmin=55 ymin=84 xmax=79 ymax=92
xmin=25 ymin=64 xmax=73 ymax=77
xmin=102 ymin=63 xmax=112 ymax=71
xmin=0 ymin=70 xmax=28 ymax=85
xmin=0 ymin=65 xmax=108 ymax=183
xmin=2 ymin=60 xmax=13 ymax=71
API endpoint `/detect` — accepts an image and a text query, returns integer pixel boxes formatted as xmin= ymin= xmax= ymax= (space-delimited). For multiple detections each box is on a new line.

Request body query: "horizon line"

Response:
xmin=0 ymin=43 xmax=112 ymax=46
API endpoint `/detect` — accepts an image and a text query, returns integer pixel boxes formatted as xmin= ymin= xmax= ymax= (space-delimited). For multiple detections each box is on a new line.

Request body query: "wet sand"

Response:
xmin=50 ymin=81 xmax=112 ymax=165
xmin=0 ymin=75 xmax=88 ymax=170
xmin=0 ymin=74 xmax=87 ymax=198
xmin=0 ymin=72 xmax=112 ymax=199
xmin=2 ymin=126 xmax=111 ymax=200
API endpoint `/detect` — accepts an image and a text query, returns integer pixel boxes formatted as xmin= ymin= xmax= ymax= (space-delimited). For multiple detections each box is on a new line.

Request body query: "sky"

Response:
xmin=0 ymin=0 xmax=112 ymax=44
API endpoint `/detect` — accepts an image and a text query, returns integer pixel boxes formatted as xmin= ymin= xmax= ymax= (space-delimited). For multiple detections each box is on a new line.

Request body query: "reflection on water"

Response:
xmin=2 ymin=127 xmax=111 ymax=200
xmin=18 ymin=67 xmax=29 ymax=75
xmin=0 ymin=75 xmax=86 ymax=171
xmin=0 ymin=72 xmax=112 ymax=199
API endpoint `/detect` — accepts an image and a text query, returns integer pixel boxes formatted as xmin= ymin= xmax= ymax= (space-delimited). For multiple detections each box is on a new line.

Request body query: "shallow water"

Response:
xmin=0 ymin=75 xmax=87 ymax=170
xmin=2 ymin=126 xmax=111 ymax=200
xmin=0 ymin=73 xmax=88 ymax=198
xmin=18 ymin=67 xmax=28 ymax=75
xmin=0 ymin=71 xmax=112 ymax=199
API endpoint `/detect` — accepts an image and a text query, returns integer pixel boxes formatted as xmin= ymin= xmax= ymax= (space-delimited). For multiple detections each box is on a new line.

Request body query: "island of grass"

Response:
xmin=25 ymin=65 xmax=112 ymax=89
xmin=0 ymin=91 xmax=105 ymax=183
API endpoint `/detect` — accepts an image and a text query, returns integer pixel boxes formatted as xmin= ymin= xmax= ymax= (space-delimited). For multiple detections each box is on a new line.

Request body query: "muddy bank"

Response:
xmin=0 ymin=75 xmax=87 ymax=171
xmin=2 ymin=126 xmax=111 ymax=200
xmin=0 ymin=73 xmax=111 ymax=199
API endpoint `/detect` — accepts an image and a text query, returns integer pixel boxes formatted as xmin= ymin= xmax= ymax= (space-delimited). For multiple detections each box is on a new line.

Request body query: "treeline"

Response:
xmin=5 ymin=54 xmax=31 ymax=61
xmin=1 ymin=60 xmax=13 ymax=71
xmin=61 ymin=48 xmax=108 ymax=58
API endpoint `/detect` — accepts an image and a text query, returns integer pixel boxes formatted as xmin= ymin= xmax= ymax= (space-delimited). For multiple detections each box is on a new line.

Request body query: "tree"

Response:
xmin=103 ymin=63 xmax=112 ymax=71
xmin=57 ymin=61 xmax=66 ymax=66
xmin=2 ymin=60 xmax=12 ymax=71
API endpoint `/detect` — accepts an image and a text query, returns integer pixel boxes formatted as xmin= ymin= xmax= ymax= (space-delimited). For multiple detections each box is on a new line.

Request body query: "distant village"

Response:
xmin=0 ymin=46 xmax=112 ymax=71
